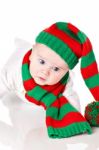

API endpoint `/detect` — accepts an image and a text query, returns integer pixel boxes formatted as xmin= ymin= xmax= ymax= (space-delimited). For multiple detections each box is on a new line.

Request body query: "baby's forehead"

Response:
xmin=33 ymin=43 xmax=68 ymax=68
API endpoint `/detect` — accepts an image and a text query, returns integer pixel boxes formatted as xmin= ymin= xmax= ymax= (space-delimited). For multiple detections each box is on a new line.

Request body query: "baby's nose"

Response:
xmin=42 ymin=67 xmax=51 ymax=76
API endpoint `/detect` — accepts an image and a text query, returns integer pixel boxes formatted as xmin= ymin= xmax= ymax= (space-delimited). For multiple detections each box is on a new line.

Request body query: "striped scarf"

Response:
xmin=21 ymin=49 xmax=92 ymax=138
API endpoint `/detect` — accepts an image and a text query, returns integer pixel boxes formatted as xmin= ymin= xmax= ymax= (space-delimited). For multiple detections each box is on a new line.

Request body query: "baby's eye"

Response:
xmin=39 ymin=59 xmax=45 ymax=64
xmin=53 ymin=67 xmax=60 ymax=72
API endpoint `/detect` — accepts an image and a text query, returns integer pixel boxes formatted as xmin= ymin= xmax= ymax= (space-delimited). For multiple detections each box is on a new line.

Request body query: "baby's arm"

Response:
xmin=63 ymin=77 xmax=81 ymax=112
xmin=0 ymin=38 xmax=32 ymax=100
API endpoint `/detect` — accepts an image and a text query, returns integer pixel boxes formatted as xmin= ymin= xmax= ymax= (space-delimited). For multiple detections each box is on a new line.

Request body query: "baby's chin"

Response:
xmin=34 ymin=77 xmax=55 ymax=86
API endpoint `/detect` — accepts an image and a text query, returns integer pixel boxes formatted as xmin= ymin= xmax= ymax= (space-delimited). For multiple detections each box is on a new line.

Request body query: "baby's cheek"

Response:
xmin=50 ymin=74 xmax=61 ymax=84
xmin=29 ymin=61 xmax=41 ymax=78
xmin=55 ymin=76 xmax=63 ymax=84
xmin=55 ymin=72 xmax=66 ymax=82
xmin=29 ymin=65 xmax=37 ymax=77
xmin=33 ymin=68 xmax=39 ymax=76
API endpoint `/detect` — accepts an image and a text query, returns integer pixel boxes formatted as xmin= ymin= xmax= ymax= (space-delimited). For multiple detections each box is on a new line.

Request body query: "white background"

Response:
xmin=0 ymin=0 xmax=99 ymax=150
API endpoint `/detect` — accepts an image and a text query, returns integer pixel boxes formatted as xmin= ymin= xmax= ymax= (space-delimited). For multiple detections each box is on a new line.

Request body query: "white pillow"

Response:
xmin=14 ymin=37 xmax=32 ymax=50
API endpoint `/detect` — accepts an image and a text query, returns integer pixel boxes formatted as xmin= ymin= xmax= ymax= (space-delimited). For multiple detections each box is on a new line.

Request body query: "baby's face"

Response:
xmin=29 ymin=43 xmax=69 ymax=86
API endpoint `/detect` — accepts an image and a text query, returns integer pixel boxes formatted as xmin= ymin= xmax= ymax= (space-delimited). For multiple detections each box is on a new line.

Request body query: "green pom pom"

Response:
xmin=85 ymin=101 xmax=99 ymax=126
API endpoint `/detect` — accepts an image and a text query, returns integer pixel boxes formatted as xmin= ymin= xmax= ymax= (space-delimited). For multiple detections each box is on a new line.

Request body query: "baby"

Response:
xmin=0 ymin=22 xmax=99 ymax=138
xmin=29 ymin=43 xmax=80 ymax=109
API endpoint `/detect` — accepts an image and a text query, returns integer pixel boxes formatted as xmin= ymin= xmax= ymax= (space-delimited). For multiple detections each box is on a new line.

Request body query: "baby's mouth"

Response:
xmin=34 ymin=76 xmax=48 ymax=85
xmin=39 ymin=77 xmax=46 ymax=81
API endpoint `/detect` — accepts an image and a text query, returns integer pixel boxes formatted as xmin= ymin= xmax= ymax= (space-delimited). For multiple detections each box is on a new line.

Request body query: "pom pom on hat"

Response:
xmin=85 ymin=101 xmax=99 ymax=126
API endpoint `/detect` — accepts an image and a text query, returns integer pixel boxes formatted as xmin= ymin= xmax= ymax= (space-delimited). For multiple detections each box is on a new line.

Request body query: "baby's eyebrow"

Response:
xmin=37 ymin=54 xmax=66 ymax=70
xmin=37 ymin=54 xmax=47 ymax=62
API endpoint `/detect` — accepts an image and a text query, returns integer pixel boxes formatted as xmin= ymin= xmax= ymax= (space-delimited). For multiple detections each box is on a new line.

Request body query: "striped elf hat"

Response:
xmin=35 ymin=22 xmax=99 ymax=125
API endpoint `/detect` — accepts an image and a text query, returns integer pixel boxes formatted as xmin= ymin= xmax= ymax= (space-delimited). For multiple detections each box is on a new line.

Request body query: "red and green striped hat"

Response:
xmin=35 ymin=22 xmax=99 ymax=102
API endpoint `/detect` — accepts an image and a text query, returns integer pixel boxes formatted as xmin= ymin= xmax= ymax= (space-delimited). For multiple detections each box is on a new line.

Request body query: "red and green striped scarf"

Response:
xmin=21 ymin=49 xmax=92 ymax=138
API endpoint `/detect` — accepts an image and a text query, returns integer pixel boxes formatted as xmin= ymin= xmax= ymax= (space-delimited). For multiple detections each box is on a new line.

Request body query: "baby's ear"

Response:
xmin=29 ymin=53 xmax=32 ymax=61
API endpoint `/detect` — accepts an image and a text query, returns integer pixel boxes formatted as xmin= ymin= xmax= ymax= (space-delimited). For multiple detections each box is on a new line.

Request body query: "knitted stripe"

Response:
xmin=67 ymin=23 xmax=79 ymax=34
xmin=22 ymin=49 xmax=32 ymax=64
xmin=23 ymin=78 xmax=36 ymax=91
xmin=46 ymin=104 xmax=78 ymax=119
xmin=57 ymin=22 xmax=80 ymax=42
xmin=44 ymin=23 xmax=82 ymax=58
xmin=25 ymin=88 xmax=92 ymax=135
xmin=81 ymin=62 xmax=98 ymax=79
xmin=24 ymin=78 xmax=66 ymax=95
xmin=21 ymin=50 xmax=92 ymax=138
xmin=22 ymin=64 xmax=31 ymax=80
xmin=76 ymin=30 xmax=99 ymax=101
xmin=36 ymin=31 xmax=78 ymax=69
xmin=46 ymin=112 xmax=87 ymax=127
xmin=51 ymin=95 xmax=68 ymax=108
xmin=81 ymin=51 xmax=96 ymax=68
xmin=25 ymin=94 xmax=46 ymax=109
xmin=90 ymin=87 xmax=99 ymax=101
xmin=77 ymin=31 xmax=87 ymax=43
xmin=85 ymin=74 xmax=99 ymax=88
xmin=47 ymin=122 xmax=92 ymax=138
